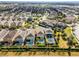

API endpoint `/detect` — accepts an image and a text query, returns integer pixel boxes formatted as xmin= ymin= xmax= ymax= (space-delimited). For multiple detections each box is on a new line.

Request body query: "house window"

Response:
xmin=46 ymin=34 xmax=53 ymax=38
xmin=24 ymin=38 xmax=34 ymax=45
xmin=36 ymin=37 xmax=44 ymax=42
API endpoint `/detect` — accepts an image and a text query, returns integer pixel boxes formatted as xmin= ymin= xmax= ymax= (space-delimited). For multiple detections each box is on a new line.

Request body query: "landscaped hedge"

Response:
xmin=0 ymin=47 xmax=79 ymax=52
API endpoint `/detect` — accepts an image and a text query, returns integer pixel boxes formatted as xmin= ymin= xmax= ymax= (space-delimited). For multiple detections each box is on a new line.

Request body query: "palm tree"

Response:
xmin=67 ymin=38 xmax=73 ymax=56
xmin=62 ymin=32 xmax=67 ymax=41
xmin=68 ymin=38 xmax=73 ymax=47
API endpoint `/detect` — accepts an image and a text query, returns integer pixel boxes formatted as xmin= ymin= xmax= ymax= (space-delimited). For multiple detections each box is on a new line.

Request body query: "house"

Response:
xmin=24 ymin=29 xmax=35 ymax=47
xmin=65 ymin=15 xmax=76 ymax=23
xmin=35 ymin=28 xmax=45 ymax=47
xmin=9 ymin=21 xmax=16 ymax=28
xmin=16 ymin=21 xmax=23 ymax=27
xmin=45 ymin=28 xmax=55 ymax=45
xmin=0 ymin=29 xmax=9 ymax=46
xmin=3 ymin=30 xmax=17 ymax=46
xmin=3 ymin=21 xmax=9 ymax=28
xmin=12 ymin=29 xmax=26 ymax=46
xmin=1 ymin=20 xmax=7 ymax=26
xmin=13 ymin=35 xmax=24 ymax=46
xmin=26 ymin=12 xmax=31 ymax=17
xmin=0 ymin=22 xmax=2 ymax=28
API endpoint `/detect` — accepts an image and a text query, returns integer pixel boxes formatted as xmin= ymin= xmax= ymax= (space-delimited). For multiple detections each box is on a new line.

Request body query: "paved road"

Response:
xmin=0 ymin=51 xmax=79 ymax=56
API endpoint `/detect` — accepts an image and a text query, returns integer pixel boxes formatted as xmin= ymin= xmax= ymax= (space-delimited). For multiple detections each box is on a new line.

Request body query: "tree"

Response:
xmin=67 ymin=38 xmax=73 ymax=56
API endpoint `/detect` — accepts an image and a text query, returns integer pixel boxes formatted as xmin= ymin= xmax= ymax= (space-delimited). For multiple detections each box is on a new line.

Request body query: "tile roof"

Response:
xmin=3 ymin=30 xmax=17 ymax=42
xmin=0 ymin=29 xmax=9 ymax=41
